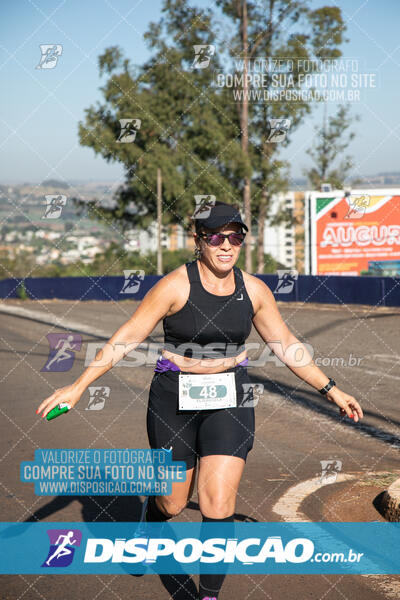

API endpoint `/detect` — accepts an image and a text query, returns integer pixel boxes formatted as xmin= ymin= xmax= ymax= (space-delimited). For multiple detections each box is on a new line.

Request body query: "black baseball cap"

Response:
xmin=193 ymin=201 xmax=248 ymax=232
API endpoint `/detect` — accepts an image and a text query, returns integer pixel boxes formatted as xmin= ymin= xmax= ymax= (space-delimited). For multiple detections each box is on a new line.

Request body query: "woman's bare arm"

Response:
xmin=36 ymin=271 xmax=180 ymax=418
xmin=246 ymin=276 xmax=363 ymax=421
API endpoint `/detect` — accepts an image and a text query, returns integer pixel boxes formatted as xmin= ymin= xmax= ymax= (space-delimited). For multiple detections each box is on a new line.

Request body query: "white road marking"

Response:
xmin=272 ymin=473 xmax=356 ymax=522
xmin=352 ymin=367 xmax=400 ymax=381
xmin=351 ymin=354 xmax=400 ymax=381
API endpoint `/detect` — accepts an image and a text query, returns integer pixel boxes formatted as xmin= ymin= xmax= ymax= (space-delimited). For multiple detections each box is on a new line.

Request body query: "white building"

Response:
xmin=124 ymin=222 xmax=185 ymax=254
xmin=262 ymin=192 xmax=296 ymax=269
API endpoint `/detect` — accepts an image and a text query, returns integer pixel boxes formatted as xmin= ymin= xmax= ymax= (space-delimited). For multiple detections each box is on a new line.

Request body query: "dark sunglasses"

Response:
xmin=199 ymin=232 xmax=246 ymax=247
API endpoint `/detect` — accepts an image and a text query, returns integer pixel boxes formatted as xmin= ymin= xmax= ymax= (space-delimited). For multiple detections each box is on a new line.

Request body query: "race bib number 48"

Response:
xmin=178 ymin=372 xmax=237 ymax=410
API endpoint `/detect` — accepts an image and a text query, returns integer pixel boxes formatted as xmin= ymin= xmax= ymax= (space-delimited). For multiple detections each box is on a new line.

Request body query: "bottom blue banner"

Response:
xmin=0 ymin=521 xmax=399 ymax=574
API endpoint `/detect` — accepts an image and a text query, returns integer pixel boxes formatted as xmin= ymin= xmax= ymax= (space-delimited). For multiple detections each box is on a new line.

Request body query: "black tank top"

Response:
xmin=163 ymin=260 xmax=254 ymax=359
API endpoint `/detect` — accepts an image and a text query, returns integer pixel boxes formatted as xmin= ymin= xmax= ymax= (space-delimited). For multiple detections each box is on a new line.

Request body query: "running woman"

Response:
xmin=36 ymin=201 xmax=363 ymax=600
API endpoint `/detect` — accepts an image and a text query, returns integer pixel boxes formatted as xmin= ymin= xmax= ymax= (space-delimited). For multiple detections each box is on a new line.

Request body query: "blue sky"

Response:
xmin=1 ymin=0 xmax=399 ymax=185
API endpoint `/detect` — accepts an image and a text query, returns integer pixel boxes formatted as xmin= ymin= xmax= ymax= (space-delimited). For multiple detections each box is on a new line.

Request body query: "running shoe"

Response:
xmin=131 ymin=497 xmax=152 ymax=576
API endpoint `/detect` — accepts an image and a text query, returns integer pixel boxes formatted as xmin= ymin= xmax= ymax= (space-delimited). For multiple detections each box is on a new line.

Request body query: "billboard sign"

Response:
xmin=305 ymin=190 xmax=400 ymax=275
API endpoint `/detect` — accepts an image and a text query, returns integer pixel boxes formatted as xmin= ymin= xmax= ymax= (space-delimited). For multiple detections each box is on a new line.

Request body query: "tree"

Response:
xmin=304 ymin=104 xmax=359 ymax=190
xmin=216 ymin=0 xmax=348 ymax=272
xmin=76 ymin=0 xmax=244 ymax=251
xmin=76 ymin=0 xmax=349 ymax=274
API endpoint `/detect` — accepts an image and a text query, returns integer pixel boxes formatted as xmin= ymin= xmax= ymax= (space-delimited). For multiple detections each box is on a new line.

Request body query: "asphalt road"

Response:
xmin=0 ymin=298 xmax=399 ymax=599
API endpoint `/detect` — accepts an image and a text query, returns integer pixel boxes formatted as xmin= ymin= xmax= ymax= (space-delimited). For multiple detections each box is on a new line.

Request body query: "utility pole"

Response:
xmin=157 ymin=168 xmax=162 ymax=275
xmin=322 ymin=101 xmax=328 ymax=185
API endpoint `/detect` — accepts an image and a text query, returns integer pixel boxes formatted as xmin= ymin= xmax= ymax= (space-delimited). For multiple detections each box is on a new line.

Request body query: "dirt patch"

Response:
xmin=300 ymin=471 xmax=400 ymax=522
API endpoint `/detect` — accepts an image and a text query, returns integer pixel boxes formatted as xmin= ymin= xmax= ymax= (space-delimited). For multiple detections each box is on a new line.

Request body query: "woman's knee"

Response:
xmin=157 ymin=465 xmax=196 ymax=517
xmin=157 ymin=494 xmax=189 ymax=518
xmin=199 ymin=495 xmax=235 ymax=519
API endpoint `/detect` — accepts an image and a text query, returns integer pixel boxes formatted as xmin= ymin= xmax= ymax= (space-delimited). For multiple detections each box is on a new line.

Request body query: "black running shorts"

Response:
xmin=146 ymin=365 xmax=255 ymax=470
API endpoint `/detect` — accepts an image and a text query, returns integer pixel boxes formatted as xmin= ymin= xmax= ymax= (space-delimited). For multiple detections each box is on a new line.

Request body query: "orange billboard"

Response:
xmin=306 ymin=191 xmax=400 ymax=275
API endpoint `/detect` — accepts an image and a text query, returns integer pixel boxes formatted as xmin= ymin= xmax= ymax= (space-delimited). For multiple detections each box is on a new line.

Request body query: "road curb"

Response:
xmin=273 ymin=472 xmax=400 ymax=523
xmin=380 ymin=477 xmax=400 ymax=522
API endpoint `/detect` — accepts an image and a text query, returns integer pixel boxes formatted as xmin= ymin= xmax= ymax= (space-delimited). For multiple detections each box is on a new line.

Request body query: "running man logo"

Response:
xmin=120 ymin=270 xmax=145 ymax=294
xmin=266 ymin=119 xmax=291 ymax=143
xmin=42 ymin=529 xmax=82 ymax=568
xmin=319 ymin=459 xmax=342 ymax=485
xmin=116 ymin=119 xmax=141 ymax=143
xmin=36 ymin=44 xmax=63 ymax=69
xmin=192 ymin=45 xmax=215 ymax=69
xmin=42 ymin=195 xmax=67 ymax=219
xmin=344 ymin=194 xmax=370 ymax=219
xmin=41 ymin=333 xmax=82 ymax=372
xmin=193 ymin=195 xmax=216 ymax=219
xmin=274 ymin=270 xmax=298 ymax=294
xmin=86 ymin=386 xmax=110 ymax=411
xmin=241 ymin=383 xmax=264 ymax=407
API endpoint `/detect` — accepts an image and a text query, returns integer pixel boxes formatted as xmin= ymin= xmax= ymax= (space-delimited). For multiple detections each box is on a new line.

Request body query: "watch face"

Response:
xmin=326 ymin=380 xmax=335 ymax=392
xmin=320 ymin=379 xmax=334 ymax=394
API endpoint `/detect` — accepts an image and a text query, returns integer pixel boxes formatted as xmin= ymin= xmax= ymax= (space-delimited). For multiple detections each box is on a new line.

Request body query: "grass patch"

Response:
xmin=360 ymin=471 xmax=400 ymax=488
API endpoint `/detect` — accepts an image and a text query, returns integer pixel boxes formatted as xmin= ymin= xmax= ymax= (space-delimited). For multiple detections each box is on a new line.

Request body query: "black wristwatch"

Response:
xmin=319 ymin=378 xmax=336 ymax=395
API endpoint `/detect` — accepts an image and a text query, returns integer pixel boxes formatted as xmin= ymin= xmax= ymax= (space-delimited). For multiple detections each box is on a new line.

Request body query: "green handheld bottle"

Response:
xmin=46 ymin=403 xmax=71 ymax=421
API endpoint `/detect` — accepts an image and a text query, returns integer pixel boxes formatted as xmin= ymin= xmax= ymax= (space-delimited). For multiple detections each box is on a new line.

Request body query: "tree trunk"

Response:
xmin=256 ymin=198 xmax=267 ymax=273
xmin=256 ymin=1 xmax=273 ymax=276
xmin=240 ymin=0 xmax=252 ymax=273
xmin=157 ymin=168 xmax=162 ymax=275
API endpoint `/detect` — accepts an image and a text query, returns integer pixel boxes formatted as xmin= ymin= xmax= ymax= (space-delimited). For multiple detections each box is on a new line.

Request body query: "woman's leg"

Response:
xmin=143 ymin=465 xmax=199 ymax=600
xmin=197 ymin=455 xmax=245 ymax=517
xmin=197 ymin=455 xmax=246 ymax=599
xmin=197 ymin=454 xmax=245 ymax=519
xmin=154 ymin=464 xmax=197 ymax=519
xmin=146 ymin=371 xmax=199 ymax=520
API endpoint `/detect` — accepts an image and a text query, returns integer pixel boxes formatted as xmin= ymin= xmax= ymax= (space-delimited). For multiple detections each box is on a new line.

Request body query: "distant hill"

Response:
xmin=4 ymin=171 xmax=400 ymax=192
xmin=40 ymin=179 xmax=70 ymax=189
xmin=353 ymin=172 xmax=400 ymax=186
